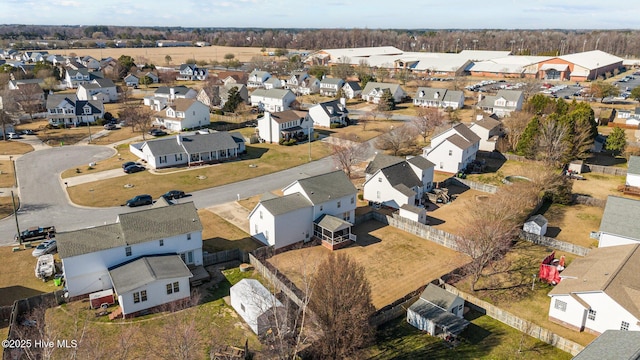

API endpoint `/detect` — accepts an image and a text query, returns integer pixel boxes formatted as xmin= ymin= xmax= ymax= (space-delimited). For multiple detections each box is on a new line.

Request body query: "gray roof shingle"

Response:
xmin=260 ymin=193 xmax=312 ymax=216
xmin=599 ymin=196 xmax=640 ymax=241
xmin=380 ymin=162 xmax=422 ymax=189
xmin=628 ymin=155 xmax=640 ymax=176
xmin=293 ymin=170 xmax=357 ymax=204
xmin=365 ymin=153 xmax=404 ymax=175
xmin=573 ymin=330 xmax=640 ymax=360
xmin=109 ymin=255 xmax=192 ymax=294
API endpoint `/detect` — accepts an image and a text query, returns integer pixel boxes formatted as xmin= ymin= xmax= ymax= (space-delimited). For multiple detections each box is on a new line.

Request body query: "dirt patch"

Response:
xmin=268 ymin=220 xmax=470 ymax=310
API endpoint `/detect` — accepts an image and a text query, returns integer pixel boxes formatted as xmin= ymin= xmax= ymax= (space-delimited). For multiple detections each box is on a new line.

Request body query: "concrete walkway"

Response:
xmin=206 ymin=202 xmax=251 ymax=233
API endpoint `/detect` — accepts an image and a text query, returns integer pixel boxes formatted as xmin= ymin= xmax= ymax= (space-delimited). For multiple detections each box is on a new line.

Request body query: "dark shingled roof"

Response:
xmin=446 ymin=134 xmax=475 ymax=150
xmin=260 ymin=193 xmax=312 ymax=216
xmin=57 ymin=202 xmax=202 ymax=258
xmin=365 ymin=153 xmax=404 ymax=175
xmin=380 ymin=161 xmax=422 ymax=189
xmin=293 ymin=170 xmax=357 ymax=204
xmin=573 ymin=330 xmax=640 ymax=360
xmin=109 ymin=255 xmax=192 ymax=294
xmin=406 ymin=155 xmax=434 ymax=170
xmin=180 ymin=132 xmax=239 ymax=154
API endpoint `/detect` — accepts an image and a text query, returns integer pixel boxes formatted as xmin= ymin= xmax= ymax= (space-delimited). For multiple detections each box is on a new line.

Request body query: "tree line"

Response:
xmin=3 ymin=26 xmax=640 ymax=58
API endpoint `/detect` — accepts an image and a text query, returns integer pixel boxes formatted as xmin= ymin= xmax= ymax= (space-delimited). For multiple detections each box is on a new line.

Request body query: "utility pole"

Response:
xmin=308 ymin=122 xmax=312 ymax=162
xmin=11 ymin=190 xmax=20 ymax=245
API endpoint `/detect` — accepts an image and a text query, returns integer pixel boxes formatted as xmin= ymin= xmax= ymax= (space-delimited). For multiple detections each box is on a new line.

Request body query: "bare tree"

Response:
xmin=13 ymin=84 xmax=44 ymax=121
xmin=308 ymin=253 xmax=374 ymax=359
xmin=519 ymin=78 xmax=542 ymax=100
xmin=412 ymin=107 xmax=444 ymax=143
xmin=330 ymin=134 xmax=368 ymax=179
xmin=536 ymin=118 xmax=569 ymax=167
xmin=501 ymin=111 xmax=532 ymax=152
xmin=9 ymin=299 xmax=62 ymax=360
xmin=375 ymin=125 xmax=417 ymax=156
xmin=119 ymin=106 xmax=154 ymax=140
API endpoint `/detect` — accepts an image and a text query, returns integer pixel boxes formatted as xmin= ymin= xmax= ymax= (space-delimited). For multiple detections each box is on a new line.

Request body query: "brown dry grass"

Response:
xmin=236 ymin=194 xmax=263 ymax=212
xmin=268 ymin=220 xmax=470 ymax=310
xmin=67 ymin=141 xmax=333 ymax=207
xmin=539 ymin=204 xmax=602 ymax=248
xmin=453 ymin=241 xmax=597 ymax=346
xmin=55 ymin=46 xmax=272 ymax=65
xmin=0 ymin=245 xmax=60 ymax=307
xmin=0 ymin=160 xmax=16 ymax=188
xmin=198 ymin=209 xmax=262 ymax=253
xmin=315 ymin=120 xmax=401 ymax=143
xmin=428 ymin=185 xmax=487 ymax=236
xmin=571 ymin=172 xmax=626 ymax=200
xmin=0 ymin=196 xmax=19 ymax=220
xmin=0 ymin=140 xmax=34 ymax=155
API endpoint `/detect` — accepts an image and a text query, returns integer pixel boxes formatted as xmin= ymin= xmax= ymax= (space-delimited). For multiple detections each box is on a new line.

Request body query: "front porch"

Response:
xmin=314 ymin=214 xmax=356 ymax=250
xmin=188 ymin=148 xmax=238 ymax=166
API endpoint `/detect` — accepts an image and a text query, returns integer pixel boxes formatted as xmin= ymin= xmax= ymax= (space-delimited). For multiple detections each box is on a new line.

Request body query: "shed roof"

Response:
xmin=314 ymin=214 xmax=352 ymax=232
xmin=109 ymin=255 xmax=192 ymax=294
xmin=408 ymin=299 xmax=469 ymax=336
xmin=526 ymin=214 xmax=548 ymax=227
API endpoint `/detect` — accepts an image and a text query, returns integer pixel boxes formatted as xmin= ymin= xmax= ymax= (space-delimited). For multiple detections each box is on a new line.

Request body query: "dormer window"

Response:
xmin=83 ymin=105 xmax=91 ymax=115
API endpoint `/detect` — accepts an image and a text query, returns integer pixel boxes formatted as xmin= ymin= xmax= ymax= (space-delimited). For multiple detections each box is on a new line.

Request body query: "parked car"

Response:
xmin=15 ymin=226 xmax=56 ymax=242
xmin=104 ymin=123 xmax=117 ymax=130
xmin=122 ymin=161 xmax=142 ymax=169
xmin=126 ymin=194 xmax=153 ymax=207
xmin=123 ymin=164 xmax=146 ymax=174
xmin=149 ymin=129 xmax=167 ymax=136
xmin=32 ymin=239 xmax=57 ymax=257
xmin=20 ymin=129 xmax=36 ymax=135
xmin=162 ymin=190 xmax=186 ymax=200
xmin=7 ymin=132 xmax=22 ymax=139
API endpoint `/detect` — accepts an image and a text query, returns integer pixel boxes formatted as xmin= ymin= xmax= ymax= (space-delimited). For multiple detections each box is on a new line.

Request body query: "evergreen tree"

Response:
xmin=377 ymin=89 xmax=395 ymax=111
xmin=606 ymin=127 xmax=627 ymax=156
xmin=515 ymin=116 xmax=540 ymax=158
xmin=222 ymin=86 xmax=242 ymax=113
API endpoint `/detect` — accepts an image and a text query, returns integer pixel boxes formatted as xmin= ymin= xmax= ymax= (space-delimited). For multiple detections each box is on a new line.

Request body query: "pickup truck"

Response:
xmin=15 ymin=226 xmax=56 ymax=242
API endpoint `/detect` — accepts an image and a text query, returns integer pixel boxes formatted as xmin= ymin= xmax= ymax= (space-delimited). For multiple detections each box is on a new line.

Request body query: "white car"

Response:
xmin=32 ymin=240 xmax=57 ymax=257
xmin=7 ymin=132 xmax=22 ymax=139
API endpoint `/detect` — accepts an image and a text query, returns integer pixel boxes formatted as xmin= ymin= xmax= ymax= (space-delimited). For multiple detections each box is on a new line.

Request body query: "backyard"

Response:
xmin=268 ymin=220 xmax=470 ymax=310
xmin=536 ymin=203 xmax=602 ymax=248
xmin=199 ymin=209 xmax=262 ymax=253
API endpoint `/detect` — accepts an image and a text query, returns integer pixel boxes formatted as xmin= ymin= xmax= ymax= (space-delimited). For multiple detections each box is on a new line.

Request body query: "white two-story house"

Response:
xmin=308 ymin=98 xmax=348 ymax=128
xmin=422 ymin=123 xmax=480 ymax=174
xmin=361 ymin=82 xmax=406 ymax=104
xmin=56 ymin=202 xmax=203 ymax=318
xmin=256 ymin=110 xmax=313 ymax=144
xmin=144 ymin=86 xmax=198 ymax=111
xmin=46 ymin=94 xmax=104 ymax=127
xmin=319 ymin=78 xmax=345 ymax=97
xmin=64 ymin=68 xmax=104 ymax=89
xmin=477 ymin=89 xmax=524 ymax=117
xmin=548 ymin=243 xmax=640 ymax=335
xmin=76 ymin=78 xmax=118 ymax=103
xmin=468 ymin=115 xmax=503 ymax=152
xmin=413 ymin=87 xmax=464 ymax=110
xmin=154 ymin=98 xmax=210 ymax=131
xmin=250 ymin=88 xmax=297 ymax=113
xmin=177 ymin=63 xmax=208 ymax=81
xmin=249 ymin=171 xmax=358 ymax=250
xmin=247 ymin=70 xmax=272 ymax=89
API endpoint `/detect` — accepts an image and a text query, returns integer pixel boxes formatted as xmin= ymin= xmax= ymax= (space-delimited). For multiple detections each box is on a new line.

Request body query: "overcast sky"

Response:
xmin=1 ymin=0 xmax=638 ymax=29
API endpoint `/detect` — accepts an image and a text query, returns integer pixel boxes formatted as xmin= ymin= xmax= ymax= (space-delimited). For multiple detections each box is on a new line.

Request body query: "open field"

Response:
xmin=199 ymin=209 xmax=262 ymax=253
xmin=55 ymin=45 xmax=278 ymax=65
xmin=454 ymin=241 xmax=597 ymax=347
xmin=268 ymin=220 xmax=470 ymax=310
xmin=42 ymin=266 xmax=263 ymax=359
xmin=66 ymin=140 xmax=332 ymax=207
xmin=538 ymin=203 xmax=602 ymax=248
xmin=365 ymin=311 xmax=571 ymax=360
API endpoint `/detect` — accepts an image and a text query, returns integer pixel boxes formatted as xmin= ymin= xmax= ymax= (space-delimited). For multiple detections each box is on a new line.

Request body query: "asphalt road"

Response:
xmin=0 ymin=139 xmax=379 ymax=246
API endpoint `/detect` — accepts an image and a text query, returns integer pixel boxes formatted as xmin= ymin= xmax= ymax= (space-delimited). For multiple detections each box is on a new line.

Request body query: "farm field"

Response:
xmin=268 ymin=220 xmax=470 ymax=310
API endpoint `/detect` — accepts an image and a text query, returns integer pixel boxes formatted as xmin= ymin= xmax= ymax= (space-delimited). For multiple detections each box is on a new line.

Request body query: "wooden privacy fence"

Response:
xmin=519 ymin=231 xmax=591 ymax=257
xmin=442 ymin=283 xmax=585 ymax=356
xmin=202 ymin=248 xmax=246 ymax=266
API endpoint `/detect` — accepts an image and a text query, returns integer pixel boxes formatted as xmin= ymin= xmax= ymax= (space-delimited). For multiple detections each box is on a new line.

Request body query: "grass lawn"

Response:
xmin=465 ymin=159 xmax=546 ymax=186
xmin=44 ymin=266 xmax=264 ymax=359
xmin=199 ymin=209 xmax=262 ymax=253
xmin=453 ymin=241 xmax=597 ymax=347
xmin=537 ymin=203 xmax=602 ymax=248
xmin=571 ymin=172 xmax=626 ymax=200
xmin=66 ymin=140 xmax=333 ymax=207
xmin=315 ymin=120 xmax=401 ymax=142
xmin=0 ymin=140 xmax=34 ymax=155
xmin=429 ymin=185 xmax=487 ymax=236
xmin=88 ymin=125 xmax=143 ymax=146
xmin=364 ymin=311 xmax=572 ymax=360
xmin=0 ymin=160 xmax=16 ymax=187
xmin=61 ymin=144 xmax=133 ymax=179
xmin=0 ymin=245 xmax=60 ymax=307
xmin=268 ymin=220 xmax=470 ymax=310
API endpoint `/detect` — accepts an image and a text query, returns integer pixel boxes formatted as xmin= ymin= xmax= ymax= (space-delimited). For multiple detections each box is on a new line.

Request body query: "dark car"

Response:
xmin=123 ymin=164 xmax=146 ymax=174
xmin=104 ymin=123 xmax=117 ymax=130
xmin=149 ymin=129 xmax=167 ymax=136
xmin=122 ymin=161 xmax=142 ymax=169
xmin=163 ymin=190 xmax=186 ymax=200
xmin=126 ymin=194 xmax=153 ymax=207
xmin=21 ymin=129 xmax=36 ymax=135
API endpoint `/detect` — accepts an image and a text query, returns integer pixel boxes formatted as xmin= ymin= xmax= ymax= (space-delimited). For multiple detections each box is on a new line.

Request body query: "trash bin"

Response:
xmin=53 ymin=275 xmax=63 ymax=286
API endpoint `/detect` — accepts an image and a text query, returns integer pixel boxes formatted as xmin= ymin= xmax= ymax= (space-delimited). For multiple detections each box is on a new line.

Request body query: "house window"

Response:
xmin=343 ymin=212 xmax=351 ymax=221
xmin=159 ymin=239 xmax=164 ymax=247
xmin=259 ymin=211 xmax=263 ymax=219
xmin=188 ymin=252 xmax=193 ymax=264
xmin=439 ymin=162 xmax=443 ymax=169
xmin=133 ymin=290 xmax=147 ymax=303
xmin=125 ymin=246 xmax=132 ymax=257
xmin=448 ymin=150 xmax=452 ymax=156
xmin=337 ymin=201 xmax=341 ymax=208
xmin=173 ymin=281 xmax=179 ymax=293
xmin=187 ymin=233 xmax=191 ymax=240
xmin=320 ymin=205 xmax=323 ymax=211
xmin=141 ymin=290 xmax=147 ymax=302
xmin=587 ymin=309 xmax=596 ymax=321
xmin=265 ymin=230 xmax=269 ymax=240
xmin=240 ymin=303 xmax=245 ymax=312
xmin=83 ymin=106 xmax=91 ymax=115
xmin=554 ymin=299 xmax=567 ymax=312
xmin=159 ymin=155 xmax=167 ymax=164
xmin=166 ymin=283 xmax=173 ymax=294
xmin=133 ymin=292 xmax=140 ymax=303
xmin=351 ymin=197 xmax=355 ymax=204
xmin=254 ymin=224 xmax=258 ymax=233
xmin=378 ymin=177 xmax=382 ymax=182
xmin=175 ymin=153 xmax=183 ymax=162
xmin=621 ymin=321 xmax=630 ymax=331
xmin=376 ymin=191 xmax=381 ymax=199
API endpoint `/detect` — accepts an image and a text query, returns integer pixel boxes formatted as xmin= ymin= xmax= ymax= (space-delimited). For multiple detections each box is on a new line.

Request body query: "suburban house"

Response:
xmin=76 ymin=78 xmax=118 ymax=103
xmin=625 ymin=156 xmax=640 ymax=188
xmin=422 ymin=123 xmax=481 ymax=174
xmin=7 ymin=78 xmax=44 ymax=90
xmin=129 ymin=131 xmax=243 ymax=169
xmin=407 ymin=284 xmax=469 ymax=337
xmin=124 ymin=72 xmax=159 ymax=87
xmin=477 ymin=90 xmax=524 ymax=117
xmin=319 ymin=77 xmax=345 ymax=97
xmin=46 ymin=94 xmax=104 ymax=127
xmin=361 ymin=82 xmax=406 ymax=104
xmin=247 ymin=70 xmax=272 ymax=88
xmin=153 ymin=98 xmax=210 ymax=131
xmin=256 ymin=110 xmax=313 ymax=144
xmin=177 ymin=63 xmax=208 ymax=81
xmin=548 ymin=243 xmax=640 ymax=334
xmin=196 ymin=83 xmax=249 ymax=110
xmin=283 ymin=71 xmax=309 ymax=91
xmin=230 ymin=279 xmax=285 ymax=336
xmin=248 ymin=171 xmax=358 ymax=250
xmin=144 ymin=86 xmax=198 ymax=111
xmin=572 ymin=330 xmax=640 ymax=360
xmin=8 ymin=82 xmax=45 ymax=111
xmin=250 ymin=88 xmax=297 ymax=113
xmin=364 ymin=153 xmax=405 ymax=181
xmin=263 ymin=77 xmax=283 ymax=90
xmin=363 ymin=155 xmax=435 ymax=209
xmin=597 ymin=196 xmax=640 ymax=248
xmin=308 ymin=98 xmax=348 ymax=128
xmin=616 ymin=107 xmax=640 ymax=127
xmin=342 ymin=81 xmax=362 ymax=99
xmin=413 ymin=87 xmax=464 ymax=110
xmin=64 ymin=68 xmax=103 ymax=88
xmin=55 ymin=202 xmax=203 ymax=318
xmin=468 ymin=115 xmax=503 ymax=152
